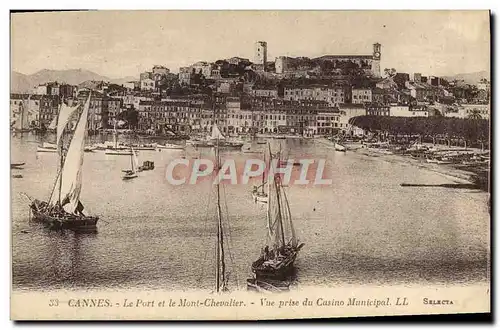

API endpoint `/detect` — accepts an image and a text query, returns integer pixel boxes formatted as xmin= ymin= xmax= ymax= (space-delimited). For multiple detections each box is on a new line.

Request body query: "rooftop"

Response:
xmin=315 ymin=55 xmax=373 ymax=60
xmin=338 ymin=103 xmax=366 ymax=109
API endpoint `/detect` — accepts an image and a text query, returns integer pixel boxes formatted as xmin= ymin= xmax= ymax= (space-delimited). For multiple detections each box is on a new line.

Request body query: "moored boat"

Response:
xmin=106 ymin=149 xmax=138 ymax=156
xmin=36 ymin=142 xmax=58 ymax=153
xmin=156 ymin=143 xmax=185 ymax=150
xmin=105 ymin=120 xmax=134 ymax=155
xmin=36 ymin=146 xmax=58 ymax=153
xmin=11 ymin=162 xmax=25 ymax=169
xmin=334 ymin=142 xmax=346 ymax=152
xmin=192 ymin=124 xmax=244 ymax=150
xmin=84 ymin=146 xmax=96 ymax=152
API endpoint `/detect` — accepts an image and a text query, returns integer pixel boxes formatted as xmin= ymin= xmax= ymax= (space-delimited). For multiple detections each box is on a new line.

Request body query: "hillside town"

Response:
xmin=10 ymin=41 xmax=490 ymax=138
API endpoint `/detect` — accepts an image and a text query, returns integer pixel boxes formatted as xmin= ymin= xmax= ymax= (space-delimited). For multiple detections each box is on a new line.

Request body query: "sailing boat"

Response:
xmin=210 ymin=123 xmax=244 ymax=149
xmin=105 ymin=120 xmax=134 ymax=155
xmin=28 ymin=94 xmax=99 ymax=232
xmin=12 ymin=95 xmax=33 ymax=133
xmin=252 ymin=150 xmax=268 ymax=204
xmin=250 ymin=143 xmax=304 ymax=280
xmin=192 ymin=123 xmax=244 ymax=150
xmin=37 ymin=101 xmax=81 ymax=153
xmin=332 ymin=129 xmax=347 ymax=152
xmin=122 ymin=147 xmax=140 ymax=180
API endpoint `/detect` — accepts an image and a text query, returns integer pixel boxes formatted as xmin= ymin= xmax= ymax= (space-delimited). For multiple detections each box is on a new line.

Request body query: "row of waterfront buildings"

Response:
xmin=10 ymin=90 xmax=490 ymax=137
xmin=12 ymin=40 xmax=490 ymax=135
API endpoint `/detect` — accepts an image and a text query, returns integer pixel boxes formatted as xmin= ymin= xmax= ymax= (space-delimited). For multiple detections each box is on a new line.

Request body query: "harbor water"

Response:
xmin=11 ymin=134 xmax=490 ymax=292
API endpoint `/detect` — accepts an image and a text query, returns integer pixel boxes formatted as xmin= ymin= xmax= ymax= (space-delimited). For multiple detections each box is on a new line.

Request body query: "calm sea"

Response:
xmin=11 ymin=134 xmax=490 ymax=292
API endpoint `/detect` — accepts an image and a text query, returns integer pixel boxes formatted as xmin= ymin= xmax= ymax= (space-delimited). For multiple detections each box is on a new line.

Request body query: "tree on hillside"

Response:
xmin=116 ymin=109 xmax=139 ymax=129
xmin=383 ymin=68 xmax=397 ymax=78
xmin=468 ymin=109 xmax=483 ymax=120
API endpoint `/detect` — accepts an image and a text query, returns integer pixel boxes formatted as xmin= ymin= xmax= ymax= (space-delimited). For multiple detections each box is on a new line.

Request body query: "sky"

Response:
xmin=11 ymin=10 xmax=491 ymax=79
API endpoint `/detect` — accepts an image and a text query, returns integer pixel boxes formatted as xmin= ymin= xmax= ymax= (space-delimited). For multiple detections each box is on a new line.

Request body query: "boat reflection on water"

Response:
xmin=44 ymin=229 xmax=98 ymax=287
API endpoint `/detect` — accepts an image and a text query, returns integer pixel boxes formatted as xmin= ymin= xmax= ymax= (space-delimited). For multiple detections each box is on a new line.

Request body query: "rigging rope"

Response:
xmin=197 ymin=178 xmax=214 ymax=286
xmin=221 ymin=182 xmax=239 ymax=288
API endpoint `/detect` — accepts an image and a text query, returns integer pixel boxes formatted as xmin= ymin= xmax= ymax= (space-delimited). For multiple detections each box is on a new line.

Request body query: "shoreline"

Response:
xmin=316 ymin=138 xmax=489 ymax=191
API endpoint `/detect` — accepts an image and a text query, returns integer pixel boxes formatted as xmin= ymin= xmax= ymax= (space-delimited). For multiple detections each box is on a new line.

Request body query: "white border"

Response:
xmin=2 ymin=1 xmax=497 ymax=329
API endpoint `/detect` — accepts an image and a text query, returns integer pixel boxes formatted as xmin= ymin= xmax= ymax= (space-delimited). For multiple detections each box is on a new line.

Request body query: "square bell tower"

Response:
xmin=371 ymin=43 xmax=381 ymax=77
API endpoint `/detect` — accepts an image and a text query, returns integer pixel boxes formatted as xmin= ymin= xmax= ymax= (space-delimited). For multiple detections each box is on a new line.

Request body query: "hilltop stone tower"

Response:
xmin=254 ymin=41 xmax=268 ymax=71
xmin=371 ymin=43 xmax=381 ymax=78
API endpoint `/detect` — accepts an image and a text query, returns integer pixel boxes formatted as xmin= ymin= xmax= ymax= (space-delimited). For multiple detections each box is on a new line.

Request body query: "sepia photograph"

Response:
xmin=9 ymin=9 xmax=491 ymax=320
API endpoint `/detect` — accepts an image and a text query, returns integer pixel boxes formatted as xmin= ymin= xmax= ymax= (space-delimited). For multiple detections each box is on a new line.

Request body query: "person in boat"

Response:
xmin=263 ymin=246 xmax=270 ymax=260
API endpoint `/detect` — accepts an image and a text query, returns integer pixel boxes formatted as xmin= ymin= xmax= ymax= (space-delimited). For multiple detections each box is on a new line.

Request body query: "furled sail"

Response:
xmin=265 ymin=146 xmax=297 ymax=250
xmin=211 ymin=124 xmax=225 ymax=140
xmin=49 ymin=95 xmax=91 ymax=213
xmin=56 ymin=103 xmax=80 ymax=147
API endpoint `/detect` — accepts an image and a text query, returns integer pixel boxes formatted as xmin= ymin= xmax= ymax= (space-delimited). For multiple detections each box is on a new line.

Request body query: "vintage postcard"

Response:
xmin=10 ymin=10 xmax=490 ymax=320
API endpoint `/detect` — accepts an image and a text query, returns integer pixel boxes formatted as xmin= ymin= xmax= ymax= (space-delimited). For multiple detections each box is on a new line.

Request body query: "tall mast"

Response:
xmin=20 ymin=97 xmax=25 ymax=131
xmin=266 ymin=143 xmax=272 ymax=239
xmin=130 ymin=148 xmax=134 ymax=172
xmin=215 ymin=137 xmax=226 ymax=292
xmin=275 ymin=143 xmax=286 ymax=248
xmin=281 ymin=186 xmax=297 ymax=247
xmin=113 ymin=119 xmax=117 ymax=149
xmin=261 ymin=151 xmax=266 ymax=193
xmin=57 ymin=100 xmax=64 ymax=205
xmin=274 ymin=175 xmax=286 ymax=249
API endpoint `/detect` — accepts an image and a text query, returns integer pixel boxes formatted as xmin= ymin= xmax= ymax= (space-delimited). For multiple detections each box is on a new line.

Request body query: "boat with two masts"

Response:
xmin=28 ymin=94 xmax=99 ymax=232
xmin=192 ymin=124 xmax=244 ymax=150
xmin=250 ymin=144 xmax=304 ymax=281
xmin=105 ymin=123 xmax=137 ymax=156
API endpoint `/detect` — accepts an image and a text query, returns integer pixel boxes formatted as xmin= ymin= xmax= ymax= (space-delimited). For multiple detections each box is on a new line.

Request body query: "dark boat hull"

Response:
xmin=11 ymin=163 xmax=25 ymax=169
xmin=251 ymin=243 xmax=304 ymax=279
xmin=251 ymin=252 xmax=298 ymax=279
xmin=122 ymin=173 xmax=138 ymax=180
xmin=30 ymin=200 xmax=98 ymax=232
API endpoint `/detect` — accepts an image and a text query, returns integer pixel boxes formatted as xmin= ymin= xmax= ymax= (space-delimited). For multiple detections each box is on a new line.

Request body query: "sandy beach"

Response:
xmin=316 ymin=138 xmax=489 ymax=188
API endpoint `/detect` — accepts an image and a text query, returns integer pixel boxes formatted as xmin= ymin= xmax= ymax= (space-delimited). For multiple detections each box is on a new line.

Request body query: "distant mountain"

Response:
xmin=442 ymin=70 xmax=489 ymax=84
xmin=110 ymin=76 xmax=138 ymax=85
xmin=10 ymin=69 xmax=139 ymax=93
xmin=11 ymin=71 xmax=33 ymax=94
